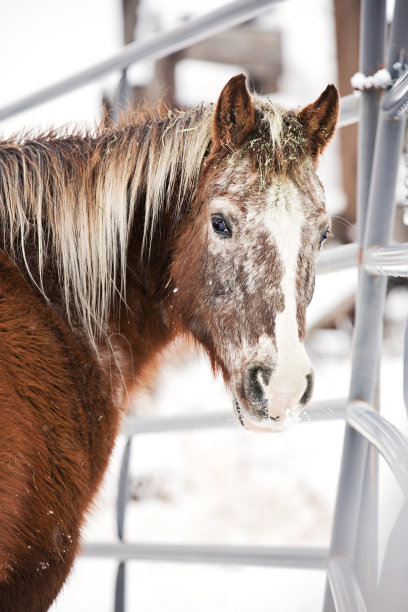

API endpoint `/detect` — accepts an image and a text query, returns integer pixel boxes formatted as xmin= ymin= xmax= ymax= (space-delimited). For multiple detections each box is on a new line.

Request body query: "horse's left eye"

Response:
xmin=319 ymin=226 xmax=330 ymax=247
xmin=211 ymin=215 xmax=232 ymax=238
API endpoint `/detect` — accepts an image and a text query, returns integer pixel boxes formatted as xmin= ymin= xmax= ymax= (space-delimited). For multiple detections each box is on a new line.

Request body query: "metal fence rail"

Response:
xmin=347 ymin=401 xmax=408 ymax=496
xmin=2 ymin=0 xmax=407 ymax=610
xmin=0 ymin=0 xmax=283 ymax=122
xmin=123 ymin=397 xmax=346 ymax=436
xmin=327 ymin=558 xmax=368 ymax=612
xmin=324 ymin=0 xmax=407 ymax=609
xmin=85 ymin=542 xmax=329 ymax=570
xmin=317 ymin=241 xmax=408 ymax=277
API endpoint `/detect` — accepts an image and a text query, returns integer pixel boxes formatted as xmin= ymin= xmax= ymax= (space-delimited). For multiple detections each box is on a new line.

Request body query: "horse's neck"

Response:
xmin=1 ymin=126 xmax=186 ymax=404
xmin=101 ymin=208 xmax=176 ymax=403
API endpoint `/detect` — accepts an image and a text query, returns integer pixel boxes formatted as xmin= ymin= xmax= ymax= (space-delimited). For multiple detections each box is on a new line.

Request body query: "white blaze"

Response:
xmin=262 ymin=180 xmax=311 ymax=420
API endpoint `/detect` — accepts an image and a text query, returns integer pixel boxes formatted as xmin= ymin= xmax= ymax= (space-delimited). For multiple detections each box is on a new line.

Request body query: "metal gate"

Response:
xmin=1 ymin=0 xmax=408 ymax=609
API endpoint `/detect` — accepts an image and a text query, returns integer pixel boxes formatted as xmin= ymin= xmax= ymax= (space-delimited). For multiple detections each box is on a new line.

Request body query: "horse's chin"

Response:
xmin=233 ymin=397 xmax=300 ymax=433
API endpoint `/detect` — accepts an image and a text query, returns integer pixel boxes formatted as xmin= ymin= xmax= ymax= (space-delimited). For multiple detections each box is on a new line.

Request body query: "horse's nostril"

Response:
xmin=245 ymin=363 xmax=272 ymax=413
xmin=300 ymin=372 xmax=314 ymax=406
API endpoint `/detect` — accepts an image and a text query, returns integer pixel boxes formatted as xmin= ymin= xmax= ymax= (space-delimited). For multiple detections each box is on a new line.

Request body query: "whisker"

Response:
xmin=331 ymin=215 xmax=357 ymax=231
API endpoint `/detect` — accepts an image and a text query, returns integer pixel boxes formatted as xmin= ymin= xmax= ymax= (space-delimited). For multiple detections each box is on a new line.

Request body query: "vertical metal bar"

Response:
xmin=354 ymin=395 xmax=379 ymax=611
xmin=114 ymin=437 xmax=133 ymax=612
xmin=328 ymin=557 xmax=368 ymax=612
xmin=112 ymin=71 xmax=131 ymax=123
xmin=114 ymin=563 xmax=126 ymax=612
xmin=324 ymin=0 xmax=408 ymax=608
xmin=356 ymin=0 xmax=387 ymax=243
xmin=352 ymin=4 xmax=386 ymax=600
xmin=117 ymin=437 xmax=133 ymax=540
xmin=404 ymin=318 xmax=408 ymax=415
xmin=377 ymin=499 xmax=408 ymax=610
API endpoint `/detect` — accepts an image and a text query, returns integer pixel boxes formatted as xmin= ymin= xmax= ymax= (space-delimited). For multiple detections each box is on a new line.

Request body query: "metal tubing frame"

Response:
xmin=114 ymin=437 xmax=132 ymax=612
xmin=324 ymin=0 xmax=408 ymax=609
xmin=405 ymin=319 xmax=408 ymax=415
xmin=356 ymin=0 xmax=387 ymax=243
xmin=85 ymin=542 xmax=328 ymax=569
xmin=317 ymin=241 xmax=408 ymax=277
xmin=317 ymin=243 xmax=359 ymax=275
xmin=347 ymin=402 xmax=408 ymax=496
xmin=353 ymin=387 xmax=380 ymax=612
xmin=327 ymin=558 xmax=368 ymax=612
xmin=123 ymin=398 xmax=346 ymax=436
xmin=111 ymin=397 xmax=344 ymax=611
xmin=0 ymin=0 xmax=283 ymax=122
xmin=338 ymin=94 xmax=361 ymax=128
xmin=363 ymin=242 xmax=408 ymax=277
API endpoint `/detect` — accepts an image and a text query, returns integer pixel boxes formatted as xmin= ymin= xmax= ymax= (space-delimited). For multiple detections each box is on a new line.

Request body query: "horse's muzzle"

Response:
xmin=234 ymin=365 xmax=314 ymax=432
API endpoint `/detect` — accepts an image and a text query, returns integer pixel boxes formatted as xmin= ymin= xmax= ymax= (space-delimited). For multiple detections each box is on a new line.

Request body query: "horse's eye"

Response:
xmin=319 ymin=226 xmax=330 ymax=247
xmin=211 ymin=215 xmax=232 ymax=238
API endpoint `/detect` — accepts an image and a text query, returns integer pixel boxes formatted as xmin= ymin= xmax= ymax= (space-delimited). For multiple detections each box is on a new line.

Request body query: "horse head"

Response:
xmin=170 ymin=74 xmax=339 ymax=431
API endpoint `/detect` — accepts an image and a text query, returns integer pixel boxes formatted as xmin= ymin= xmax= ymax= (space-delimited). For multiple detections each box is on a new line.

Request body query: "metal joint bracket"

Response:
xmin=347 ymin=401 xmax=408 ymax=496
xmin=382 ymin=67 xmax=408 ymax=117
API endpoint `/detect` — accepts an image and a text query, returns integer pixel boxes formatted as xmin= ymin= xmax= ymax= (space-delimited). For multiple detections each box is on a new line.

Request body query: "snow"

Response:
xmin=350 ymin=69 xmax=392 ymax=91
xmin=1 ymin=0 xmax=407 ymax=610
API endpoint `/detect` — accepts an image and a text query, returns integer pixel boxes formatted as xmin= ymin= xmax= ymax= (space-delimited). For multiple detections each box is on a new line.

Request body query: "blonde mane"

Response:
xmin=0 ymin=98 xmax=290 ymax=341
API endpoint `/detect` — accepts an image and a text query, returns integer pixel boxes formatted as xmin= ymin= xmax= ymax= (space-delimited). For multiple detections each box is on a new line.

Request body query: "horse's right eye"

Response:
xmin=211 ymin=215 xmax=232 ymax=238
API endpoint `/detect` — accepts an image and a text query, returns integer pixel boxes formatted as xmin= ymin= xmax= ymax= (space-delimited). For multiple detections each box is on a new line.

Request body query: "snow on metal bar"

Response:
xmin=317 ymin=243 xmax=359 ymax=275
xmin=123 ymin=398 xmax=346 ymax=436
xmin=0 ymin=0 xmax=282 ymax=121
xmin=382 ymin=66 xmax=408 ymax=118
xmin=364 ymin=242 xmax=408 ymax=277
xmin=347 ymin=401 xmax=408 ymax=496
xmin=84 ymin=542 xmax=328 ymax=569
xmin=328 ymin=557 xmax=368 ymax=612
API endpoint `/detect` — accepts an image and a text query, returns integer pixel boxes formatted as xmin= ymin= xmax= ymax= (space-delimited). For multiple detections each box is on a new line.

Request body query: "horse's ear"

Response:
xmin=298 ymin=84 xmax=339 ymax=158
xmin=212 ymin=74 xmax=255 ymax=150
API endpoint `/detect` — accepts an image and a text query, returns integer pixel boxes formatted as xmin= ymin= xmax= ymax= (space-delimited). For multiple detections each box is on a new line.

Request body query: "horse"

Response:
xmin=0 ymin=74 xmax=338 ymax=610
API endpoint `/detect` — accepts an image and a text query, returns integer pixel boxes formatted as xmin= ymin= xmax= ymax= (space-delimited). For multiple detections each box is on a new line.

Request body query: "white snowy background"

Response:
xmin=0 ymin=0 xmax=406 ymax=610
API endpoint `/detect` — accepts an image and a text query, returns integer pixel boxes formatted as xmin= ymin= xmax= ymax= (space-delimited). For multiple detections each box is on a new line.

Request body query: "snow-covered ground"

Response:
xmin=1 ymin=0 xmax=407 ymax=610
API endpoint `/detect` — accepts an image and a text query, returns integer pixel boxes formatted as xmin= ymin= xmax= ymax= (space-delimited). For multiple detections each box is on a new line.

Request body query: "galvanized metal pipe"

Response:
xmin=357 ymin=0 xmax=387 ymax=242
xmin=347 ymin=401 xmax=408 ymax=497
xmin=364 ymin=242 xmax=408 ymax=277
xmin=405 ymin=319 xmax=408 ymax=416
xmin=339 ymin=93 xmax=361 ymax=128
xmin=84 ymin=542 xmax=328 ymax=569
xmin=114 ymin=436 xmax=132 ymax=612
xmin=317 ymin=243 xmax=359 ymax=275
xmin=382 ymin=67 xmax=408 ymax=118
xmin=123 ymin=398 xmax=346 ymax=436
xmin=0 ymin=0 xmax=282 ymax=122
xmin=328 ymin=557 xmax=368 ymax=612
xmin=324 ymin=0 xmax=390 ymax=609
xmin=117 ymin=437 xmax=132 ymax=540
xmin=317 ymin=242 xmax=408 ymax=277
xmin=114 ymin=563 xmax=126 ymax=612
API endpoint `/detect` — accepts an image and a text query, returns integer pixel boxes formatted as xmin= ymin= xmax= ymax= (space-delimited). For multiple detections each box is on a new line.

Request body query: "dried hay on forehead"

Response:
xmin=243 ymin=97 xmax=308 ymax=184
